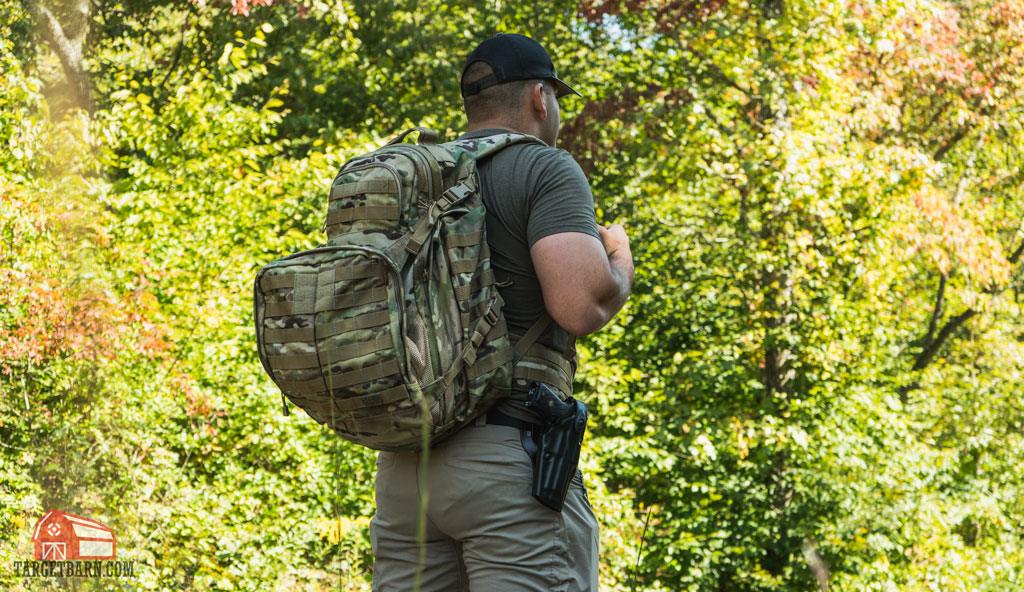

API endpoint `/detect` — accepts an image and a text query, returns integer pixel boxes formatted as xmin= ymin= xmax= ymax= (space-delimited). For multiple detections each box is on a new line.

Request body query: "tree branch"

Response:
xmin=157 ymin=8 xmax=197 ymax=96
xmin=1008 ymin=239 xmax=1024 ymax=266
xmin=912 ymin=308 xmax=976 ymax=372
xmin=676 ymin=40 xmax=755 ymax=99
xmin=702 ymin=106 xmax=734 ymax=137
xmin=801 ymin=538 xmax=830 ymax=592
xmin=933 ymin=125 xmax=972 ymax=162
xmin=924 ymin=273 xmax=947 ymax=347
xmin=908 ymin=232 xmax=1024 ymax=392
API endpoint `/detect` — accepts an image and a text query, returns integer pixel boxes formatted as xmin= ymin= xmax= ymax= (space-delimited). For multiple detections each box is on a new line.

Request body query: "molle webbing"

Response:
xmin=260 ymin=310 xmax=391 ymax=348
xmin=275 ymin=359 xmax=402 ymax=395
xmin=445 ymin=231 xmax=482 ymax=248
xmin=451 ymin=258 xmax=480 ymax=274
xmin=453 ymin=270 xmax=494 ymax=302
xmin=260 ymin=263 xmax=384 ymax=292
xmin=334 ymin=384 xmax=409 ymax=412
xmin=264 ymin=300 xmax=310 ymax=317
xmin=405 ymin=180 xmax=477 ymax=256
xmin=510 ymin=314 xmax=576 ymax=400
xmin=254 ymin=128 xmax=553 ymax=452
xmin=263 ymin=326 xmax=315 ymax=343
xmin=465 ymin=341 xmax=513 ymax=381
xmin=329 ymin=179 xmax=399 ymax=200
xmin=512 ymin=342 xmax=574 ymax=399
xmin=321 ymin=310 xmax=390 ymax=337
xmin=440 ymin=299 xmax=505 ymax=388
xmin=325 ymin=205 xmax=401 ymax=227
xmin=315 ymin=286 xmax=387 ymax=312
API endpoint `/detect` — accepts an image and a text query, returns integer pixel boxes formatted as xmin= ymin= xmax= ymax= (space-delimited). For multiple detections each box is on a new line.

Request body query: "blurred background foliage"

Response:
xmin=3 ymin=0 xmax=1024 ymax=589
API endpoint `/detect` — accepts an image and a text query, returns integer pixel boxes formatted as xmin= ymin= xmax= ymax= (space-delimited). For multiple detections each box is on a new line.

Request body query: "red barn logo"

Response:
xmin=31 ymin=510 xmax=116 ymax=560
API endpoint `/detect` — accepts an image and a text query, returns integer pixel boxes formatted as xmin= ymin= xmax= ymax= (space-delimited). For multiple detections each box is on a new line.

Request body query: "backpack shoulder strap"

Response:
xmin=447 ymin=133 xmax=547 ymax=164
xmin=514 ymin=313 xmax=552 ymax=360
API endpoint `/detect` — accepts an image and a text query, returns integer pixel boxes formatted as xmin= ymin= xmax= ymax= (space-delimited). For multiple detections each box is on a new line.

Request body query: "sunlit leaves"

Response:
xmin=6 ymin=0 xmax=1024 ymax=590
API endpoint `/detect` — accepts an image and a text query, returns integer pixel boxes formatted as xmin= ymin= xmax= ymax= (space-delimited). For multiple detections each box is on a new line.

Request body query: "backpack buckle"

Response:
xmin=437 ymin=183 xmax=473 ymax=211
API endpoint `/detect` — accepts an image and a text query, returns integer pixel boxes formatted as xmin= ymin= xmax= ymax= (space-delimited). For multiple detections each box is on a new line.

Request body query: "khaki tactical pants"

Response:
xmin=370 ymin=418 xmax=600 ymax=591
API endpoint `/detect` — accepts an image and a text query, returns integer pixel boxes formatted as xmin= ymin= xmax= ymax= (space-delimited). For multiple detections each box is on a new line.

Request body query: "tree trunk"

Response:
xmin=30 ymin=0 xmax=94 ymax=113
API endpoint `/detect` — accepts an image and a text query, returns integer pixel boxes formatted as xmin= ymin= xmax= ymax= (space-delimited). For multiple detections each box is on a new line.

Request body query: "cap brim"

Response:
xmin=552 ymin=77 xmax=582 ymax=98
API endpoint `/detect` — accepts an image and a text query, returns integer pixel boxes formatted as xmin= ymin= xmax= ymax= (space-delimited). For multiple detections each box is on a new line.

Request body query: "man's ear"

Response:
xmin=531 ymin=82 xmax=548 ymax=121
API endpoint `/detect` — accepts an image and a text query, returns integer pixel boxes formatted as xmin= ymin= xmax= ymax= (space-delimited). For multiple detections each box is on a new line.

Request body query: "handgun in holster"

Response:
xmin=521 ymin=382 xmax=589 ymax=512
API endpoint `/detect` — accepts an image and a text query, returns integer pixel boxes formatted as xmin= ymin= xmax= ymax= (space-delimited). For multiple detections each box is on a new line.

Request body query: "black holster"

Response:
xmin=520 ymin=382 xmax=588 ymax=512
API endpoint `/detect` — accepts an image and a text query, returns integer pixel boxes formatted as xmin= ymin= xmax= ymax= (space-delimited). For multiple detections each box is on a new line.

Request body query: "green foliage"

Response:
xmin=569 ymin=0 xmax=1024 ymax=589
xmin=4 ymin=0 xmax=1024 ymax=590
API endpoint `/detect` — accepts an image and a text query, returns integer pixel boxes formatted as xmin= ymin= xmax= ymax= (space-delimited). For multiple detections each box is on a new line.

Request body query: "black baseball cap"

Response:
xmin=461 ymin=33 xmax=581 ymax=99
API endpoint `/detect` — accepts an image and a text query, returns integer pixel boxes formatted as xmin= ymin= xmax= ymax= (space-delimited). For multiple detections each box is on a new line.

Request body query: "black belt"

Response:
xmin=485 ymin=408 xmax=538 ymax=430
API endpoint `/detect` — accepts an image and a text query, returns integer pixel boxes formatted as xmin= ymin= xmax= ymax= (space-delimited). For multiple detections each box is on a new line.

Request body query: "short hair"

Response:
xmin=462 ymin=61 xmax=554 ymax=122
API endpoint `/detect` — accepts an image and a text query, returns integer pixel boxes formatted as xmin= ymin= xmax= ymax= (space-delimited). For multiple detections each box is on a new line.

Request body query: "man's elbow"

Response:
xmin=550 ymin=306 xmax=614 ymax=337
xmin=543 ymin=270 xmax=633 ymax=336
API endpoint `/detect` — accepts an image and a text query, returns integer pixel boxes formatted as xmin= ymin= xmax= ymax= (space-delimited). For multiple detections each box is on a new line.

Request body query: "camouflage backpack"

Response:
xmin=253 ymin=127 xmax=572 ymax=452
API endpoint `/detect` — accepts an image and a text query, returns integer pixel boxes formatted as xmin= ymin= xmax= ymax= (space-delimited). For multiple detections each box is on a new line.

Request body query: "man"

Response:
xmin=370 ymin=33 xmax=634 ymax=591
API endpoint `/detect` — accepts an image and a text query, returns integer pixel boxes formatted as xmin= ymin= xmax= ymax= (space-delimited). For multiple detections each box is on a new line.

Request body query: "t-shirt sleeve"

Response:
xmin=525 ymin=149 xmax=601 ymax=247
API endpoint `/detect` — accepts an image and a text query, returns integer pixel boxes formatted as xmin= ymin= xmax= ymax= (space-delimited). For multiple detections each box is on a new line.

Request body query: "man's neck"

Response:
xmin=467 ymin=119 xmax=519 ymax=134
xmin=467 ymin=120 xmax=552 ymax=146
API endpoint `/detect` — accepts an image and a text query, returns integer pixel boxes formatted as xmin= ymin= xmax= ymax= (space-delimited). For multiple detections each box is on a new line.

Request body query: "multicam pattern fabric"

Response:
xmin=254 ymin=128 xmax=568 ymax=452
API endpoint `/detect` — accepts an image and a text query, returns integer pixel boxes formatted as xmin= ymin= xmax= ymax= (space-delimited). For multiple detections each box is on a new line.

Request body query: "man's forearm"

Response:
xmin=594 ymin=250 xmax=634 ymax=325
xmin=532 ymin=229 xmax=634 ymax=336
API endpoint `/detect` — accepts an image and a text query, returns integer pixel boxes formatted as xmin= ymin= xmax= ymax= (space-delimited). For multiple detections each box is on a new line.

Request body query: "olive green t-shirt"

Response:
xmin=459 ymin=129 xmax=601 ymax=354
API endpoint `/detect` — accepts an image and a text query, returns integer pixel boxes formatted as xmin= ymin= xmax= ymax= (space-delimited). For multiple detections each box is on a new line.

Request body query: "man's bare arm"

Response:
xmin=530 ymin=224 xmax=635 ymax=336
